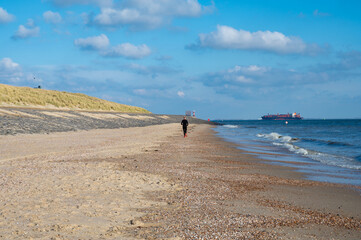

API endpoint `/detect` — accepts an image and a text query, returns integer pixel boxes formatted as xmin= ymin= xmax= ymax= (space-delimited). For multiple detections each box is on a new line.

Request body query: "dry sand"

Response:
xmin=0 ymin=124 xmax=360 ymax=239
xmin=0 ymin=124 xmax=180 ymax=239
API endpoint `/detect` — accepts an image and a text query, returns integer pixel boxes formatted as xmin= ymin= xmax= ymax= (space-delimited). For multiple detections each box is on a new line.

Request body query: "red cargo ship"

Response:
xmin=261 ymin=112 xmax=303 ymax=120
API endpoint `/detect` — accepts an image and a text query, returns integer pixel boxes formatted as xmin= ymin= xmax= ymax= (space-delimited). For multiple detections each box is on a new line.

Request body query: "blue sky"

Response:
xmin=1 ymin=0 xmax=361 ymax=119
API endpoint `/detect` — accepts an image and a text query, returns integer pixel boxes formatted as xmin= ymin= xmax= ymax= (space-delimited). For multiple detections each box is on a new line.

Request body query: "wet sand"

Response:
xmin=0 ymin=123 xmax=360 ymax=239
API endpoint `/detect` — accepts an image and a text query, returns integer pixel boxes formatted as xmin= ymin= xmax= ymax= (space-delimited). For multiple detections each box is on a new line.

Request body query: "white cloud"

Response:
xmin=201 ymin=55 xmax=361 ymax=96
xmin=133 ymin=88 xmax=146 ymax=95
xmin=156 ymin=55 xmax=173 ymax=61
xmin=203 ymin=64 xmax=267 ymax=89
xmin=246 ymin=65 xmax=262 ymax=72
xmin=12 ymin=19 xmax=40 ymax=40
xmin=0 ymin=58 xmax=23 ymax=82
xmin=124 ymin=0 xmax=203 ymax=17
xmin=235 ymin=75 xmax=252 ymax=83
xmin=13 ymin=25 xmax=40 ymax=39
xmin=177 ymin=91 xmax=185 ymax=97
xmin=0 ymin=58 xmax=45 ymax=85
xmin=193 ymin=25 xmax=312 ymax=54
xmin=74 ymin=34 xmax=151 ymax=59
xmin=91 ymin=0 xmax=212 ymax=30
xmin=74 ymin=34 xmax=110 ymax=50
xmin=228 ymin=65 xmax=268 ymax=76
xmin=43 ymin=11 xmax=62 ymax=24
xmin=0 ymin=7 xmax=15 ymax=23
xmin=0 ymin=58 xmax=20 ymax=71
xmin=48 ymin=0 xmax=113 ymax=7
xmin=93 ymin=7 xmax=162 ymax=29
xmin=26 ymin=19 xmax=36 ymax=27
xmin=126 ymin=63 xmax=149 ymax=73
xmin=124 ymin=63 xmax=178 ymax=76
xmin=102 ymin=43 xmax=151 ymax=59
xmin=313 ymin=9 xmax=330 ymax=17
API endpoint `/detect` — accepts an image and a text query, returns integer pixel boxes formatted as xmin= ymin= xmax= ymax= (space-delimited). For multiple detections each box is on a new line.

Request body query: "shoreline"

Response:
xmin=124 ymin=125 xmax=361 ymax=239
xmin=214 ymin=121 xmax=361 ymax=188
xmin=0 ymin=123 xmax=360 ymax=239
xmin=216 ymin=131 xmax=361 ymax=190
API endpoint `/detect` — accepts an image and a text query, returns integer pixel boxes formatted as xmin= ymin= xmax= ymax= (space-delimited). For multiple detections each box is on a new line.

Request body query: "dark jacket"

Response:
xmin=181 ymin=119 xmax=188 ymax=128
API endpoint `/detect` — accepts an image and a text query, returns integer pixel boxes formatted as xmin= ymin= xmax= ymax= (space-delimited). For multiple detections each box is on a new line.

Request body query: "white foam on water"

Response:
xmin=307 ymin=152 xmax=361 ymax=170
xmin=223 ymin=125 xmax=238 ymax=128
xmin=273 ymin=142 xmax=309 ymax=155
xmin=258 ymin=132 xmax=296 ymax=143
xmin=280 ymin=136 xmax=292 ymax=142
xmin=268 ymin=132 xmax=281 ymax=140
xmin=257 ymin=132 xmax=361 ymax=170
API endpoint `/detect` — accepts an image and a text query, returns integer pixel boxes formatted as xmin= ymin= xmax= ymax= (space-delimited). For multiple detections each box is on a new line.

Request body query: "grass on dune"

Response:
xmin=0 ymin=84 xmax=150 ymax=113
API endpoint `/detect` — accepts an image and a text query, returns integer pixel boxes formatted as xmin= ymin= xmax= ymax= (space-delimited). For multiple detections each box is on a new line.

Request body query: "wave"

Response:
xmin=257 ymin=132 xmax=361 ymax=170
xmin=257 ymin=132 xmax=299 ymax=143
xmin=223 ymin=125 xmax=238 ymax=128
xmin=308 ymin=152 xmax=361 ymax=170
xmin=303 ymin=138 xmax=353 ymax=147
xmin=272 ymin=142 xmax=309 ymax=155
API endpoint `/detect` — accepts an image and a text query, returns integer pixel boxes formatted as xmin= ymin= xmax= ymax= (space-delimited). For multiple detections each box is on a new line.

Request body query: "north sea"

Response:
xmin=215 ymin=119 xmax=361 ymax=186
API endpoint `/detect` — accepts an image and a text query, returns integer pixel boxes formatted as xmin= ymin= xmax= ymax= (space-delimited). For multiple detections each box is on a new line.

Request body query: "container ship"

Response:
xmin=261 ymin=112 xmax=303 ymax=120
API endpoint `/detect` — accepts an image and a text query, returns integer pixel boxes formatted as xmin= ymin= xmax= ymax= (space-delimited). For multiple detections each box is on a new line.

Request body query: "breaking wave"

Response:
xmin=223 ymin=125 xmax=238 ymax=128
xmin=257 ymin=132 xmax=361 ymax=170
xmin=256 ymin=132 xmax=299 ymax=143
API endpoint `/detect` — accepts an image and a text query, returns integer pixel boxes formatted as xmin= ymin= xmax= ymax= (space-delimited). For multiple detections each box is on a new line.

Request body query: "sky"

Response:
xmin=0 ymin=0 xmax=361 ymax=119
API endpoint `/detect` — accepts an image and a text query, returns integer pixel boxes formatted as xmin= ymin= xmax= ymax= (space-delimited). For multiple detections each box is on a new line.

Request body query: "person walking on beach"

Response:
xmin=181 ymin=116 xmax=189 ymax=137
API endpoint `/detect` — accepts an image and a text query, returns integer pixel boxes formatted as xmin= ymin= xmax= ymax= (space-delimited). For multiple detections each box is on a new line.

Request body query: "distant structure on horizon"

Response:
xmin=185 ymin=110 xmax=196 ymax=117
xmin=261 ymin=112 xmax=303 ymax=120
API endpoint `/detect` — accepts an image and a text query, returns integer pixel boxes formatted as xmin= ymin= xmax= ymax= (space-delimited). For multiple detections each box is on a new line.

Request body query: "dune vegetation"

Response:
xmin=0 ymin=84 xmax=150 ymax=113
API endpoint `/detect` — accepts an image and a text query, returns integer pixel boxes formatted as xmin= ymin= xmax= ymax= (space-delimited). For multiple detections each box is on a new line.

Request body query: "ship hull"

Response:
xmin=261 ymin=113 xmax=303 ymax=120
xmin=261 ymin=116 xmax=302 ymax=120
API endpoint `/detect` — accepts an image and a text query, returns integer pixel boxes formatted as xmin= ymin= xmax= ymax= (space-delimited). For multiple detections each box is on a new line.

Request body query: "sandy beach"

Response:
xmin=0 ymin=121 xmax=360 ymax=239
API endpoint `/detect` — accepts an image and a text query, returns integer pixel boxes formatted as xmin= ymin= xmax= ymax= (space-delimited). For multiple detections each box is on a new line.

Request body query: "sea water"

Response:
xmin=214 ymin=119 xmax=361 ymax=186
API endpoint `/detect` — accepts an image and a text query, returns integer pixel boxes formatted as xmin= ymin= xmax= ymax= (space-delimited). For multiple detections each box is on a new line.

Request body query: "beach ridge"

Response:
xmin=0 ymin=107 xmax=214 ymax=136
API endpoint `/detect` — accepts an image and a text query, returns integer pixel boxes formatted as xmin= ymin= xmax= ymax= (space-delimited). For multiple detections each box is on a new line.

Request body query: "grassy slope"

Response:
xmin=0 ymin=84 xmax=150 ymax=113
